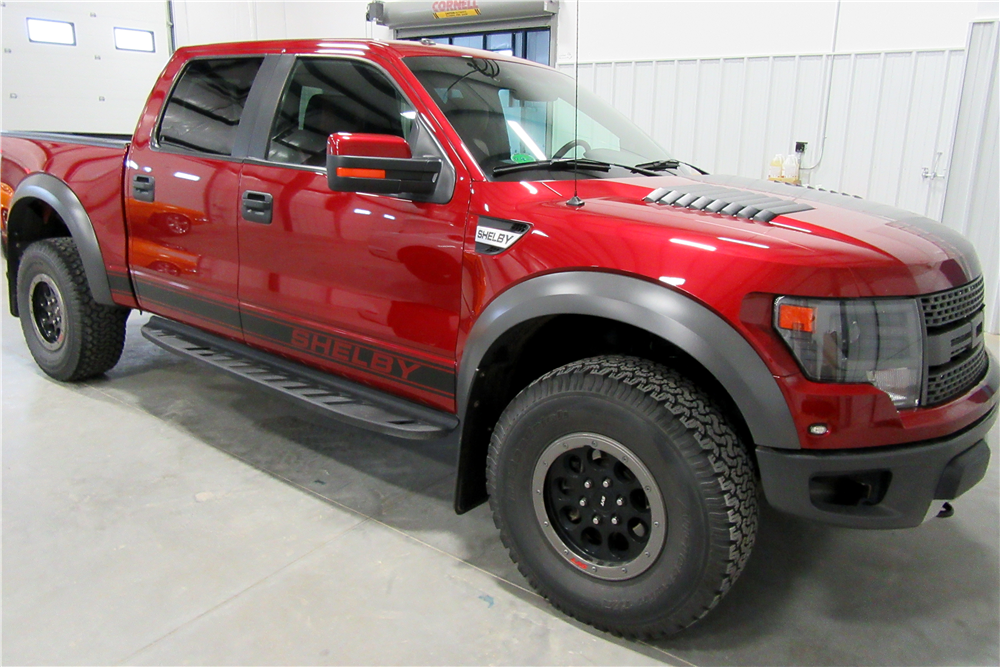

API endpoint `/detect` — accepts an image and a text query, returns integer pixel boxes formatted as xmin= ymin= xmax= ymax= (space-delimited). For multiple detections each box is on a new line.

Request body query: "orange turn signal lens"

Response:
xmin=336 ymin=167 xmax=385 ymax=179
xmin=778 ymin=304 xmax=815 ymax=332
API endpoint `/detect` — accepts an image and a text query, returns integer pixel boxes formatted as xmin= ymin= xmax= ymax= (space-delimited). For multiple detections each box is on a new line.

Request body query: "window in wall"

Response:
xmin=157 ymin=58 xmax=264 ymax=156
xmin=26 ymin=18 xmax=76 ymax=46
xmin=267 ymin=58 xmax=414 ymax=167
xmin=412 ymin=28 xmax=550 ymax=65
xmin=485 ymin=33 xmax=513 ymax=56
xmin=114 ymin=27 xmax=155 ymax=52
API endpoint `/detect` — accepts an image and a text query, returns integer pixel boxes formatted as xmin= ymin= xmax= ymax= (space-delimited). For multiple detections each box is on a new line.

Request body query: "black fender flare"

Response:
xmin=457 ymin=270 xmax=799 ymax=454
xmin=7 ymin=173 xmax=115 ymax=309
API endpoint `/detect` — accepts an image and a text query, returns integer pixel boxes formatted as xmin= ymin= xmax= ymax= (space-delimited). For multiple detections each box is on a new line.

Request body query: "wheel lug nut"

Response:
xmin=592 ymin=515 xmax=601 ymax=525
xmin=579 ymin=497 xmax=588 ymax=507
xmin=616 ymin=496 xmax=625 ymax=506
xmin=583 ymin=479 xmax=593 ymax=489
xmin=611 ymin=515 xmax=619 ymax=525
xmin=602 ymin=478 xmax=612 ymax=488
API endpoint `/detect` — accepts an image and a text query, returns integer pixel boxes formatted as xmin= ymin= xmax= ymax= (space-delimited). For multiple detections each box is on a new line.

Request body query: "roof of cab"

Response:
xmin=171 ymin=37 xmax=546 ymax=66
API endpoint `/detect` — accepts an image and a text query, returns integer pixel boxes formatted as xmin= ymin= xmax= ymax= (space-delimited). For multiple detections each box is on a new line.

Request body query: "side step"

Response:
xmin=141 ymin=317 xmax=458 ymax=440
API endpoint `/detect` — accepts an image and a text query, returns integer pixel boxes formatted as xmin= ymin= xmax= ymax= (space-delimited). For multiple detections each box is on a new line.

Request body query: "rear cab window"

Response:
xmin=156 ymin=57 xmax=264 ymax=156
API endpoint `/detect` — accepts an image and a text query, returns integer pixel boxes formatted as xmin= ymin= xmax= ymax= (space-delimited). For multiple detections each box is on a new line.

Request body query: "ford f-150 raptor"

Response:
xmin=2 ymin=39 xmax=996 ymax=637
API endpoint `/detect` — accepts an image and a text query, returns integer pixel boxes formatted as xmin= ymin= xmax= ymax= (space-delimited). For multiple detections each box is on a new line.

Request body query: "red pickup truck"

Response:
xmin=2 ymin=39 xmax=996 ymax=637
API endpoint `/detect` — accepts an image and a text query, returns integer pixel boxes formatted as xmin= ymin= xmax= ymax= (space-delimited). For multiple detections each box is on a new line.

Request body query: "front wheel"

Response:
xmin=487 ymin=355 xmax=757 ymax=638
xmin=16 ymin=238 xmax=129 ymax=381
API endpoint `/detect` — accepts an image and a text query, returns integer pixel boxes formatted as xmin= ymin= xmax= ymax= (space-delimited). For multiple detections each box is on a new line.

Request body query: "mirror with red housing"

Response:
xmin=326 ymin=133 xmax=441 ymax=197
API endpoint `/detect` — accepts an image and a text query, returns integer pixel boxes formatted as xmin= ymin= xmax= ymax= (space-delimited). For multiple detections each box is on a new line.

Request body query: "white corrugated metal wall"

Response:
xmin=942 ymin=21 xmax=999 ymax=333
xmin=559 ymin=48 xmax=966 ymax=219
xmin=561 ymin=40 xmax=998 ymax=332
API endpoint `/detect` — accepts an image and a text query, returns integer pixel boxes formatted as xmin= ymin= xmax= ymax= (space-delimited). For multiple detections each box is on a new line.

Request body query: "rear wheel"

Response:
xmin=17 ymin=238 xmax=129 ymax=381
xmin=487 ymin=355 xmax=757 ymax=637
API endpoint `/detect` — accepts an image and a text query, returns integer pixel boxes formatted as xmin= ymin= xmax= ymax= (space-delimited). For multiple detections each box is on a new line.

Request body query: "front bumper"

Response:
xmin=757 ymin=403 xmax=996 ymax=529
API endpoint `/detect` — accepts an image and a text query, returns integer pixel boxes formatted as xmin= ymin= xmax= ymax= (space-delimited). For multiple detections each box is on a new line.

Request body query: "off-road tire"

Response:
xmin=16 ymin=238 xmax=129 ymax=381
xmin=487 ymin=355 xmax=757 ymax=638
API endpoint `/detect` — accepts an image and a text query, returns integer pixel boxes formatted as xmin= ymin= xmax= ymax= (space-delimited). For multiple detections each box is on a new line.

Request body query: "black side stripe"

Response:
xmin=242 ymin=311 xmax=455 ymax=398
xmin=107 ymin=270 xmax=135 ymax=296
xmin=139 ymin=295 xmax=244 ymax=338
xmin=134 ymin=278 xmax=455 ymax=398
xmin=134 ymin=278 xmax=242 ymax=331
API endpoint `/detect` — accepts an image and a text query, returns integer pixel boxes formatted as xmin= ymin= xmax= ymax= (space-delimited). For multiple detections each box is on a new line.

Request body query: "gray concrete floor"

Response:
xmin=3 ymin=296 xmax=998 ymax=666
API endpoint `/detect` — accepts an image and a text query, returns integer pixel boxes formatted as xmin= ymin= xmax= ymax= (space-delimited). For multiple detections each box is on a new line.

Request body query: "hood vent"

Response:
xmin=644 ymin=184 xmax=814 ymax=223
xmin=802 ymin=184 xmax=863 ymax=199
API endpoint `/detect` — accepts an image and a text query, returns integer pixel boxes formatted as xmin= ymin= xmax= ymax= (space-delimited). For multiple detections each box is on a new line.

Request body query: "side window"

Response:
xmin=267 ymin=59 xmax=413 ymax=167
xmin=157 ymin=57 xmax=264 ymax=156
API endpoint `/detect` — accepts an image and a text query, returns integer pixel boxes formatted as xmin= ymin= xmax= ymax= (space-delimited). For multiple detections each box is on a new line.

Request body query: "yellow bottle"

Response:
xmin=768 ymin=154 xmax=783 ymax=181
xmin=782 ymin=154 xmax=800 ymax=184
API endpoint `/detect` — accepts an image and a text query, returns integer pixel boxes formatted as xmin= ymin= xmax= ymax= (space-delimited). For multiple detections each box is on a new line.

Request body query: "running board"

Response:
xmin=141 ymin=317 xmax=458 ymax=440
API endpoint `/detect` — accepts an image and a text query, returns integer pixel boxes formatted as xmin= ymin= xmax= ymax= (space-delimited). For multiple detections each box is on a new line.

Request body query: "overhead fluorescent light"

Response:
xmin=718 ymin=236 xmax=770 ymax=249
xmin=27 ymin=18 xmax=76 ymax=46
xmin=506 ymin=120 xmax=546 ymax=160
xmin=670 ymin=238 xmax=717 ymax=252
xmin=114 ymin=27 xmax=155 ymax=52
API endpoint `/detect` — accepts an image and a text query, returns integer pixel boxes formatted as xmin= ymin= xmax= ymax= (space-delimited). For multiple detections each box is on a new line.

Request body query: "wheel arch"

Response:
xmin=454 ymin=270 xmax=799 ymax=513
xmin=6 ymin=173 xmax=115 ymax=316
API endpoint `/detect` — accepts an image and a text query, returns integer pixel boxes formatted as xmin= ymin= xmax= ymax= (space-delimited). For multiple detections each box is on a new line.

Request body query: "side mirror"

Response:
xmin=326 ymin=133 xmax=441 ymax=197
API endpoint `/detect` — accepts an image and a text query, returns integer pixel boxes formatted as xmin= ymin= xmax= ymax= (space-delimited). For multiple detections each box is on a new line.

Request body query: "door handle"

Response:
xmin=241 ymin=190 xmax=273 ymax=224
xmin=131 ymin=174 xmax=155 ymax=202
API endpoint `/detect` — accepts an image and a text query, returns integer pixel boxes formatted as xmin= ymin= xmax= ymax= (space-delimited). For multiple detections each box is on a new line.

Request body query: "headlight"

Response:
xmin=774 ymin=296 xmax=923 ymax=409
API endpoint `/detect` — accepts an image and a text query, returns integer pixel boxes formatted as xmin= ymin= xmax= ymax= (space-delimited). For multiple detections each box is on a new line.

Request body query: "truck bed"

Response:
xmin=1 ymin=131 xmax=133 ymax=301
xmin=1 ymin=130 xmax=131 ymax=148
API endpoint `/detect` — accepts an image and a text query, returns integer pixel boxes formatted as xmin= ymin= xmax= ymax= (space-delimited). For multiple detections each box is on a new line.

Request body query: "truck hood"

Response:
xmin=520 ymin=173 xmax=980 ymax=297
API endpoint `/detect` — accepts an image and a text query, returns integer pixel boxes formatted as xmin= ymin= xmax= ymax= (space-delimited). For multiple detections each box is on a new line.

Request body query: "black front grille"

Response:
xmin=920 ymin=276 xmax=984 ymax=328
xmin=926 ymin=347 xmax=988 ymax=406
xmin=920 ymin=277 xmax=988 ymax=406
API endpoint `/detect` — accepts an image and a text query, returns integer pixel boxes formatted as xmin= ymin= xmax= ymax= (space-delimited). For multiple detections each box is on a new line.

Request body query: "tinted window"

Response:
xmin=157 ymin=57 xmax=263 ymax=156
xmin=267 ymin=59 xmax=412 ymax=167
xmin=405 ymin=56 xmax=670 ymax=179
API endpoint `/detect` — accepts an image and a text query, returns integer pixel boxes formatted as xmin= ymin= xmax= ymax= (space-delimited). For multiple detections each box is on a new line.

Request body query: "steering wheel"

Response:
xmin=551 ymin=138 xmax=592 ymax=160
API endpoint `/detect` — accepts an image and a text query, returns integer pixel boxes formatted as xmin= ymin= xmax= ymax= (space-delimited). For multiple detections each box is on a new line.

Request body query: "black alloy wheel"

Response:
xmin=28 ymin=273 xmax=67 ymax=350
xmin=534 ymin=433 xmax=666 ymax=580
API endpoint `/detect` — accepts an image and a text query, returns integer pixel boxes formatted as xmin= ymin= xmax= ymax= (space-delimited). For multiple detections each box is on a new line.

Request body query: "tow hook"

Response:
xmin=923 ymin=500 xmax=956 ymax=522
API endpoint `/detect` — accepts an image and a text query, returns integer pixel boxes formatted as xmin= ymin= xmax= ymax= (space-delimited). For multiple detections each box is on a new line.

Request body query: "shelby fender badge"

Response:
xmin=475 ymin=216 xmax=531 ymax=254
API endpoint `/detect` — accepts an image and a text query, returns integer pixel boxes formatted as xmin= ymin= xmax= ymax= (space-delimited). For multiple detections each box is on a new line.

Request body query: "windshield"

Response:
xmin=404 ymin=55 xmax=674 ymax=180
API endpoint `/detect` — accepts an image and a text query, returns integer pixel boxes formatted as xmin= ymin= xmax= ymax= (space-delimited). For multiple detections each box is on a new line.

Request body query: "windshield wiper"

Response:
xmin=492 ymin=158 xmax=612 ymax=177
xmin=492 ymin=158 xmax=659 ymax=177
xmin=634 ymin=158 xmax=708 ymax=175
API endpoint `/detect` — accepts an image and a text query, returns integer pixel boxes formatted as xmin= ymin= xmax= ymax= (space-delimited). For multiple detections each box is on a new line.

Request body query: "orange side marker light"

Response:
xmin=778 ymin=304 xmax=815 ymax=332
xmin=337 ymin=167 xmax=385 ymax=179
